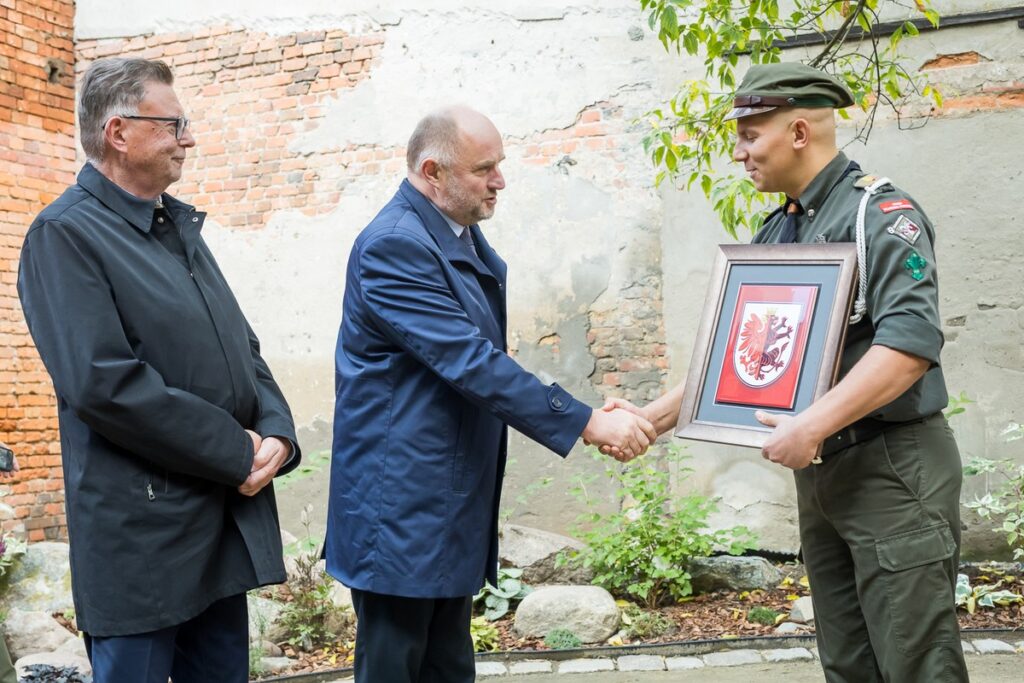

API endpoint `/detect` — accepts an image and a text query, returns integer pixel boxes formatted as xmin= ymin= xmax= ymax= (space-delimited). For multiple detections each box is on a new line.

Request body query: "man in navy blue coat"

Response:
xmin=325 ymin=106 xmax=656 ymax=681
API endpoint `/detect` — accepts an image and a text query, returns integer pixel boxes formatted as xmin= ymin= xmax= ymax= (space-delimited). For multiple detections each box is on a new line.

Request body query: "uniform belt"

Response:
xmin=819 ymin=416 xmax=931 ymax=460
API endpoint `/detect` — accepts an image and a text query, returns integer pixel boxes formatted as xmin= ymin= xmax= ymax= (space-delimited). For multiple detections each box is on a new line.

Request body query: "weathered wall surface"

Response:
xmin=73 ymin=0 xmax=678 ymax=538
xmin=0 ymin=0 xmax=75 ymax=541
xmin=64 ymin=0 xmax=1024 ymax=554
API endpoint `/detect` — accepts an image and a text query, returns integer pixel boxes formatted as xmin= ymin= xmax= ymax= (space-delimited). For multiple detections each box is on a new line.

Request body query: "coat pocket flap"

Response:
xmin=876 ymin=523 xmax=955 ymax=573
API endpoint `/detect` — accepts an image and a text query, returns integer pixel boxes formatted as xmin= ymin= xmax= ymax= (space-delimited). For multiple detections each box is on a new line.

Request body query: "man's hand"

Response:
xmin=245 ymin=429 xmax=262 ymax=456
xmin=756 ymin=411 xmax=821 ymax=470
xmin=581 ymin=408 xmax=657 ymax=463
xmin=238 ymin=435 xmax=291 ymax=497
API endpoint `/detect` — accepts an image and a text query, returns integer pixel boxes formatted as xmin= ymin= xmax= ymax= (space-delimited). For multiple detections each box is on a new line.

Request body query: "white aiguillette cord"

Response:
xmin=849 ymin=176 xmax=891 ymax=325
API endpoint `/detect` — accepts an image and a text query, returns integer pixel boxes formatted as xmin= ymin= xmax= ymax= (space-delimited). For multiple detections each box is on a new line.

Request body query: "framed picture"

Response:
xmin=674 ymin=243 xmax=858 ymax=450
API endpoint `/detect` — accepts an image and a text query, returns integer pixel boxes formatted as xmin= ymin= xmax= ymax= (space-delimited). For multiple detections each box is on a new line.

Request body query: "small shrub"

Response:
xmin=621 ymin=604 xmax=675 ymax=639
xmin=560 ymin=445 xmax=756 ymax=608
xmin=278 ymin=505 xmax=353 ymax=651
xmin=470 ymin=616 xmax=500 ymax=653
xmin=473 ymin=566 xmax=532 ymax=621
xmin=963 ymin=423 xmax=1024 ymax=560
xmin=747 ymin=606 xmax=781 ymax=626
xmin=954 ymin=573 xmax=1023 ymax=614
xmin=544 ymin=628 xmax=582 ymax=650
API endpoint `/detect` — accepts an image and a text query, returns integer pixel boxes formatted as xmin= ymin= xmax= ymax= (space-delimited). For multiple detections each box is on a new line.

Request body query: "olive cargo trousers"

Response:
xmin=795 ymin=413 xmax=969 ymax=682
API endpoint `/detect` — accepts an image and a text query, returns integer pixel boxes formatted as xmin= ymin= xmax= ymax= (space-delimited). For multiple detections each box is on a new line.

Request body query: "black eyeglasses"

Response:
xmin=118 ymin=114 xmax=190 ymax=140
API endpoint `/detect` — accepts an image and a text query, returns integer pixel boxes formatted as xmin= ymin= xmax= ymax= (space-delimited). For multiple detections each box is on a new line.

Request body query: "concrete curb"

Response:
xmin=261 ymin=631 xmax=1024 ymax=682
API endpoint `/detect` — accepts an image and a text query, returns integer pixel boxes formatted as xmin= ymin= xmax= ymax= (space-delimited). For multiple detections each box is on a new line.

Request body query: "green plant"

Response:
xmin=561 ymin=446 xmax=756 ymax=608
xmin=747 ymin=606 xmax=782 ymax=626
xmin=249 ymin=604 xmax=269 ymax=678
xmin=0 ymin=531 xmax=27 ymax=580
xmin=954 ymin=573 xmax=1023 ymax=614
xmin=944 ymin=391 xmax=974 ymax=419
xmin=278 ymin=504 xmax=353 ymax=651
xmin=544 ymin=628 xmax=582 ymax=650
xmin=637 ymin=0 xmax=942 ymax=237
xmin=621 ymin=604 xmax=675 ymax=639
xmin=275 ymin=449 xmax=332 ymax=491
xmin=473 ymin=566 xmax=532 ymax=621
xmin=963 ymin=423 xmax=1024 ymax=560
xmin=470 ymin=616 xmax=500 ymax=653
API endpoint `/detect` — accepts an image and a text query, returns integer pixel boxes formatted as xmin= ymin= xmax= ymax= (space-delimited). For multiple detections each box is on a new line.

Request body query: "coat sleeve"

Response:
xmin=246 ymin=320 xmax=302 ymax=476
xmin=864 ymin=196 xmax=944 ymax=364
xmin=18 ymin=220 xmax=254 ymax=486
xmin=356 ymin=230 xmax=592 ymax=457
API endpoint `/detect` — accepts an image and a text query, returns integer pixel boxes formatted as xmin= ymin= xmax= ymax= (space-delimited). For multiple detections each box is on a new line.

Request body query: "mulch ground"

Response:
xmin=56 ymin=562 xmax=1022 ymax=679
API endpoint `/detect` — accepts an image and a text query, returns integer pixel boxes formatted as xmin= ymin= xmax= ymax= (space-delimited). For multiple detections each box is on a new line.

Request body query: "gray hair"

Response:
xmin=406 ymin=110 xmax=460 ymax=173
xmin=79 ymin=58 xmax=174 ymax=163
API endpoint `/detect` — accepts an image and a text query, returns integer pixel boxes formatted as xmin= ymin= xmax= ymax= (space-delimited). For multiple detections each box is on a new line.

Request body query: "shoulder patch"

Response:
xmin=879 ymin=199 xmax=915 ymax=214
xmin=886 ymin=214 xmax=922 ymax=246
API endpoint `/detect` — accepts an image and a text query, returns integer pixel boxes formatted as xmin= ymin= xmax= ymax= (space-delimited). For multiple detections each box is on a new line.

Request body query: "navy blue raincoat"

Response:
xmin=324 ymin=181 xmax=592 ymax=598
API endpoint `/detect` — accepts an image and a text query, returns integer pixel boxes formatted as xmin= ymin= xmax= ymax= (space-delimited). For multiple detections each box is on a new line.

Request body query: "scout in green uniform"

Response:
xmin=604 ymin=63 xmax=968 ymax=682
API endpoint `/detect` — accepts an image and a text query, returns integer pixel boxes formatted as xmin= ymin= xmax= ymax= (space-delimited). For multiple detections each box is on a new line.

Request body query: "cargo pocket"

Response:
xmin=876 ymin=522 xmax=958 ymax=654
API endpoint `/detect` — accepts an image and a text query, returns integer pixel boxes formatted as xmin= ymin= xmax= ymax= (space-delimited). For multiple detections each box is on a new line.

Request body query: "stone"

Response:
xmin=764 ymin=648 xmax=814 ymax=662
xmin=972 ymin=638 xmax=1016 ymax=655
xmin=330 ymin=581 xmax=353 ymax=610
xmin=789 ymin=596 xmax=815 ymax=624
xmin=512 ymin=585 xmax=619 ymax=643
xmin=280 ymin=528 xmax=298 ymax=548
xmin=55 ymin=636 xmax=88 ymax=659
xmin=475 ymin=661 xmax=507 ymax=676
xmin=260 ymin=640 xmax=283 ymax=657
xmin=961 ymin=640 xmax=977 ymax=654
xmin=0 ymin=542 xmax=74 ymax=615
xmin=0 ymin=502 xmax=14 ymax=521
xmin=666 ymin=656 xmax=705 ymax=670
xmin=247 ymin=594 xmax=285 ymax=642
xmin=688 ymin=556 xmax=783 ymax=594
xmin=2 ymin=609 xmax=75 ymax=659
xmin=14 ymin=652 xmax=92 ymax=678
xmin=773 ymin=621 xmax=810 ymax=635
xmin=702 ymin=649 xmax=763 ymax=667
xmin=557 ymin=657 xmax=615 ymax=673
xmin=508 ymin=659 xmax=552 ymax=674
xmin=498 ymin=524 xmax=593 ymax=585
xmin=260 ymin=656 xmax=294 ymax=674
xmin=617 ymin=654 xmax=665 ymax=671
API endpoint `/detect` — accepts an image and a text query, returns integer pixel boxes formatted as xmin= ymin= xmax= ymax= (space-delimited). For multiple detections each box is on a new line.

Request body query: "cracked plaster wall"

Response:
xmin=71 ymin=1 xmax=1024 ymax=552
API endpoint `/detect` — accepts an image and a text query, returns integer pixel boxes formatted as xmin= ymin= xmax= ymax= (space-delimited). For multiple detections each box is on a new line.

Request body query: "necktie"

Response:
xmin=459 ymin=226 xmax=476 ymax=255
xmin=777 ymin=199 xmax=803 ymax=243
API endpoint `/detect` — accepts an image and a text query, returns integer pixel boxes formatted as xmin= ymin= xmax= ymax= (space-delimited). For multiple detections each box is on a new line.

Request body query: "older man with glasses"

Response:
xmin=17 ymin=57 xmax=301 ymax=683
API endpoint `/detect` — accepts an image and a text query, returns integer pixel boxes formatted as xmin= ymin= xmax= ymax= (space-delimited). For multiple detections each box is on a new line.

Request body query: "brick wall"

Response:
xmin=0 ymin=0 xmax=76 ymax=541
xmin=76 ymin=27 xmax=393 ymax=229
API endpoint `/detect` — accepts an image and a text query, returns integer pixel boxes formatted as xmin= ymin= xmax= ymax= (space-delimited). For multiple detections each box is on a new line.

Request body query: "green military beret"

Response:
xmin=724 ymin=62 xmax=855 ymax=121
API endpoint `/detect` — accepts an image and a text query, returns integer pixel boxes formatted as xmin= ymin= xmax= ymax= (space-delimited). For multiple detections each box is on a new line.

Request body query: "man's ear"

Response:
xmin=420 ymin=159 xmax=442 ymax=187
xmin=104 ymin=117 xmax=130 ymax=155
xmin=791 ymin=117 xmax=811 ymax=150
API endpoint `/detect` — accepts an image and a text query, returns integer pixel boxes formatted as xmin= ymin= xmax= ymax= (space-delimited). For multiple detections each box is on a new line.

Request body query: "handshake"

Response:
xmin=580 ymin=398 xmax=658 ymax=463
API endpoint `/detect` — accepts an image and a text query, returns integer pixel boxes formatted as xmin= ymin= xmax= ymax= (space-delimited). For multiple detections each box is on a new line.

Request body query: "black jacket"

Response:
xmin=17 ymin=163 xmax=300 ymax=636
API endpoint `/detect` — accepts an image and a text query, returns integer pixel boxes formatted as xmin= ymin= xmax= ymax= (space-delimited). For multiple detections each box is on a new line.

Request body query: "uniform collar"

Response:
xmin=77 ymin=162 xmax=195 ymax=233
xmin=794 ymin=151 xmax=851 ymax=222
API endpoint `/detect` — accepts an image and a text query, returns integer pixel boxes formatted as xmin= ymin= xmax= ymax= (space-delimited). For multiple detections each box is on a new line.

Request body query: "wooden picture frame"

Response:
xmin=674 ymin=243 xmax=858 ymax=451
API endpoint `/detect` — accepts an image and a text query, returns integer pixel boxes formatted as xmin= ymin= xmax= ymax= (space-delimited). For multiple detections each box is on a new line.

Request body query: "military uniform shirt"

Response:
xmin=752 ymin=152 xmax=948 ymax=422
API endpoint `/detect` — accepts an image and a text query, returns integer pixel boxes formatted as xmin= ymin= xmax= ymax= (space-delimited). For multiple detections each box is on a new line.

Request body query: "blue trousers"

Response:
xmin=84 ymin=593 xmax=248 ymax=683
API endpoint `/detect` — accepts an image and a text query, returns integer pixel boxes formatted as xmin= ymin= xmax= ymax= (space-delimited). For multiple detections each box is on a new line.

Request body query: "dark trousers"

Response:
xmin=795 ymin=414 xmax=968 ymax=682
xmin=84 ymin=593 xmax=248 ymax=683
xmin=351 ymin=588 xmax=475 ymax=683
